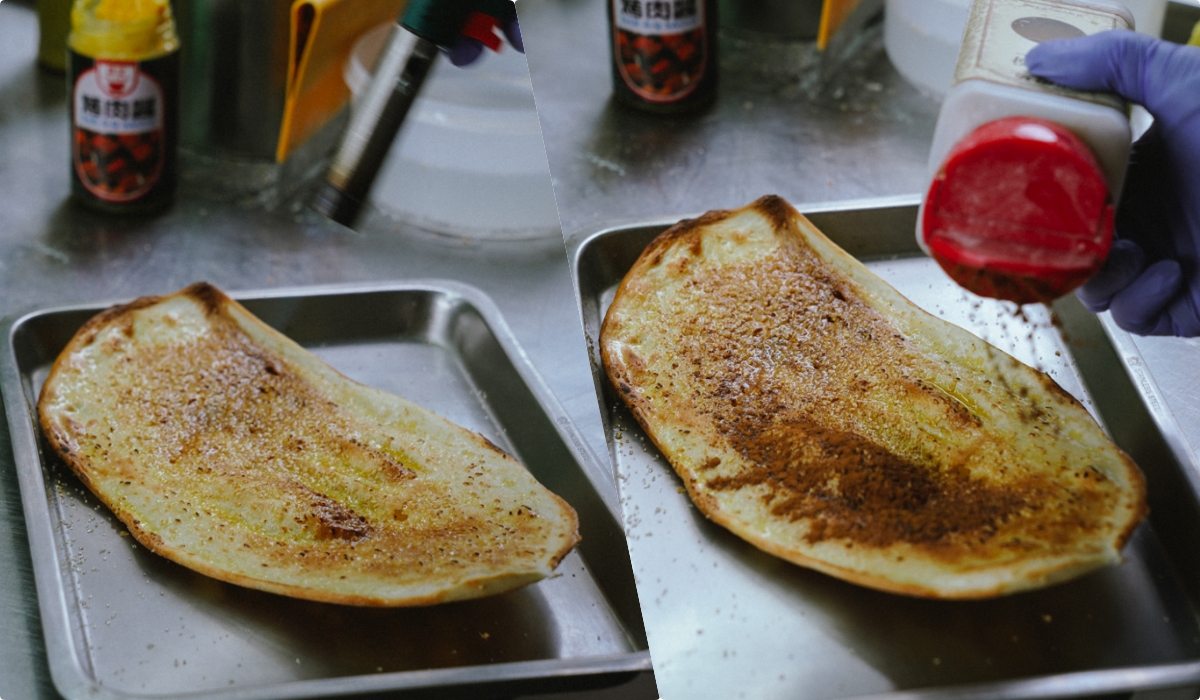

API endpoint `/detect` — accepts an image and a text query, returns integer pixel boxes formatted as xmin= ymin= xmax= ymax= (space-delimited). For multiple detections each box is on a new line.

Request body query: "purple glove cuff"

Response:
xmin=1108 ymin=259 xmax=1183 ymax=334
xmin=1167 ymin=289 xmax=1200 ymax=337
xmin=1027 ymin=31 xmax=1200 ymax=337
xmin=1076 ymin=239 xmax=1145 ymax=313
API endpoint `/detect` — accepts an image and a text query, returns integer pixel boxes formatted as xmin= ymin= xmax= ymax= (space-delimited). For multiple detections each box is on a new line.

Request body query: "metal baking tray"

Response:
xmin=0 ymin=281 xmax=650 ymax=700
xmin=568 ymin=196 xmax=1200 ymax=700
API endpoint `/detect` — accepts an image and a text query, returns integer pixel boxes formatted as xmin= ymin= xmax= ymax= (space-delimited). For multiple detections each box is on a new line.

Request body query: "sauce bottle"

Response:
xmin=68 ymin=0 xmax=180 ymax=213
xmin=918 ymin=0 xmax=1133 ymax=305
xmin=608 ymin=0 xmax=718 ymax=114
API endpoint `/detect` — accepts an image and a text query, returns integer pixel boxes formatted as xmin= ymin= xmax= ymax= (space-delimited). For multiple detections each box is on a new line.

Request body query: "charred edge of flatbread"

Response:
xmin=113 ymin=505 xmax=549 ymax=605
xmin=601 ymin=195 xmax=1149 ymax=597
xmin=600 ymin=197 xmax=792 ymax=449
xmin=600 ymin=196 xmax=791 ymax=421
xmin=760 ymin=196 xmax=1148 ymax=553
xmin=37 ymin=283 xmax=230 ymax=470
xmin=39 ymin=283 xmax=581 ymax=606
xmin=671 ymin=441 xmax=1140 ymax=599
xmin=688 ymin=493 xmax=1122 ymax=598
xmin=621 ymin=195 xmax=796 ymax=278
xmin=44 ymin=414 xmax=578 ymax=607
xmin=638 ymin=208 xmax=736 ymax=269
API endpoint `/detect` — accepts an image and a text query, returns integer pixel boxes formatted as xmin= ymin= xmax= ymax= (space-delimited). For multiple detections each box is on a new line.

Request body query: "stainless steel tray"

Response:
xmin=0 ymin=281 xmax=650 ymax=700
xmin=568 ymin=197 xmax=1200 ymax=700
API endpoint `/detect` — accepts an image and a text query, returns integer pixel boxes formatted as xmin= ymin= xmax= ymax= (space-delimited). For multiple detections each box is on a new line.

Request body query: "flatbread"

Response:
xmin=39 ymin=283 xmax=579 ymax=606
xmin=601 ymin=196 xmax=1146 ymax=599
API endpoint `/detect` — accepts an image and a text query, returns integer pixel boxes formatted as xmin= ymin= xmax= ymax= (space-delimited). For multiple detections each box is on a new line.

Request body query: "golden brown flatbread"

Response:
xmin=39 ymin=283 xmax=579 ymax=606
xmin=601 ymin=196 xmax=1146 ymax=599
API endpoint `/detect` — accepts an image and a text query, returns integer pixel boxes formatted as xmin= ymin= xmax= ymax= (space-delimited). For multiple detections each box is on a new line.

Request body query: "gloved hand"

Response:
xmin=1025 ymin=31 xmax=1200 ymax=336
xmin=444 ymin=14 xmax=522 ymax=66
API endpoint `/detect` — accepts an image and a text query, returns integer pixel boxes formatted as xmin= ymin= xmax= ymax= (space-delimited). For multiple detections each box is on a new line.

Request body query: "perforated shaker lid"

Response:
xmin=921 ymin=116 xmax=1114 ymax=304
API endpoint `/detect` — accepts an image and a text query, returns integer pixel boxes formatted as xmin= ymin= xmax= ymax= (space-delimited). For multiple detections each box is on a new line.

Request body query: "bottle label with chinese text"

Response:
xmin=70 ymin=51 xmax=177 ymax=205
xmin=613 ymin=0 xmax=708 ymax=103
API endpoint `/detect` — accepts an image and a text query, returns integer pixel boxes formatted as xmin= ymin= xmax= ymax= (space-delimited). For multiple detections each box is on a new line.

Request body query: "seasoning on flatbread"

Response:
xmin=601 ymin=196 xmax=1146 ymax=599
xmin=39 ymin=283 xmax=579 ymax=606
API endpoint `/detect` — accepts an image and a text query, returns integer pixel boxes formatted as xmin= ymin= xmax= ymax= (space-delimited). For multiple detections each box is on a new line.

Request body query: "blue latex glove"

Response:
xmin=1026 ymin=31 xmax=1200 ymax=336
xmin=444 ymin=17 xmax=523 ymax=67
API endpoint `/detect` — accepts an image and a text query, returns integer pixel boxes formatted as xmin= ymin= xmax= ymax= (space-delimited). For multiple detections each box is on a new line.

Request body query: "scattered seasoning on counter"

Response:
xmin=608 ymin=0 xmax=718 ymax=114
xmin=68 ymin=0 xmax=179 ymax=213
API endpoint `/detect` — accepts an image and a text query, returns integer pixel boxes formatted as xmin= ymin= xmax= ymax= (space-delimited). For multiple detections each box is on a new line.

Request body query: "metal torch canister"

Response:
xmin=312 ymin=0 xmax=516 ymax=226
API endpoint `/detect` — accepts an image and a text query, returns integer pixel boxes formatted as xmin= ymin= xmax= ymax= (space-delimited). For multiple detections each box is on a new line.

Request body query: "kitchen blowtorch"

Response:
xmin=311 ymin=0 xmax=517 ymax=227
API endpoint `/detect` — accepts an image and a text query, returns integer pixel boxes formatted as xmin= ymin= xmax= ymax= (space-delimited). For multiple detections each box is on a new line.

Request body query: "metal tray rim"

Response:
xmin=6 ymin=279 xmax=621 ymax=516
xmin=567 ymin=204 xmax=1200 ymax=700
xmin=842 ymin=661 xmax=1200 ymax=700
xmin=564 ymin=193 xmax=925 ymax=256
xmin=1 ymin=279 xmax=649 ymax=700
xmin=36 ymin=653 xmax=652 ymax=700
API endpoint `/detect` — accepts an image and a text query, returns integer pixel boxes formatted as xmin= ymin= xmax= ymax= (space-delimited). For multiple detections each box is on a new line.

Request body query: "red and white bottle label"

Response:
xmin=72 ymin=59 xmax=165 ymax=202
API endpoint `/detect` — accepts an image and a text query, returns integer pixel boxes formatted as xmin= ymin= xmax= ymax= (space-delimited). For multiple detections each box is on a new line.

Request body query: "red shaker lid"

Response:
xmin=922 ymin=116 xmax=1114 ymax=305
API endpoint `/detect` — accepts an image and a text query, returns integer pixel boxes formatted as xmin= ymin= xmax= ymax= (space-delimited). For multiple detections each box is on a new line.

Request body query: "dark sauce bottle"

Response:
xmin=68 ymin=0 xmax=180 ymax=213
xmin=608 ymin=0 xmax=718 ymax=114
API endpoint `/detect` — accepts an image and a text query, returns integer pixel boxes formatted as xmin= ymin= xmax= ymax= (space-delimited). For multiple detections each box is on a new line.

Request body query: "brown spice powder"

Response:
xmin=707 ymin=416 xmax=1032 ymax=549
xmin=658 ymin=233 xmax=1092 ymax=554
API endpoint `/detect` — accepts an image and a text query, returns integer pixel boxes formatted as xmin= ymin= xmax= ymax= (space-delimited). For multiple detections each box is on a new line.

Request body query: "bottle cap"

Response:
xmin=921 ymin=116 xmax=1114 ymax=304
xmin=69 ymin=0 xmax=178 ymax=60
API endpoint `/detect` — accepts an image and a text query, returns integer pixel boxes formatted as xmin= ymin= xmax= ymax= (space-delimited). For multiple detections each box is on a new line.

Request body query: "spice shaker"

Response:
xmin=68 ymin=0 xmax=180 ymax=213
xmin=918 ymin=0 xmax=1134 ymax=304
xmin=608 ymin=0 xmax=718 ymax=113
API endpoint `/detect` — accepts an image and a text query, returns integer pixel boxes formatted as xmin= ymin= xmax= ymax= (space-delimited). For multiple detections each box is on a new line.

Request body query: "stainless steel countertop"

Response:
xmin=5 ymin=0 xmax=1199 ymax=697
xmin=522 ymin=0 xmax=1200 ymax=473
xmin=521 ymin=1 xmax=1200 ymax=699
xmin=520 ymin=0 xmax=940 ymax=236
xmin=521 ymin=0 xmax=1200 ymax=464
xmin=0 ymin=1 xmax=654 ymax=698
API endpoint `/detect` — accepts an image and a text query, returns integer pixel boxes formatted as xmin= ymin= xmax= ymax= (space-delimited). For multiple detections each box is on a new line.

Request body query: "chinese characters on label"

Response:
xmin=616 ymin=0 xmax=703 ymax=33
xmin=80 ymin=97 xmax=158 ymax=121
